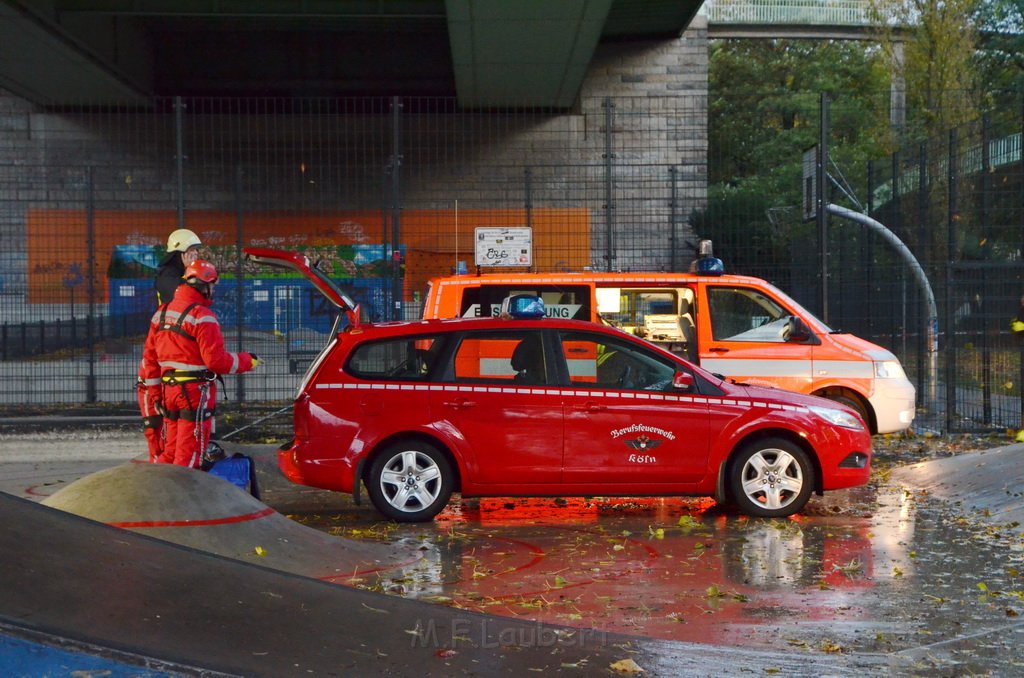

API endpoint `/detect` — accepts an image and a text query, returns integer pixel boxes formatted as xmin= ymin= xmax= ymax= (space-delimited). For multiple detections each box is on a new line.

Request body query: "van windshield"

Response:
xmin=707 ymin=286 xmax=832 ymax=342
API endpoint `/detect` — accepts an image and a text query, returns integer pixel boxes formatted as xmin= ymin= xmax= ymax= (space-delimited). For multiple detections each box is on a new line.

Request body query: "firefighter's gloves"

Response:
xmin=1012 ymin=320 xmax=1024 ymax=333
xmin=250 ymin=353 xmax=262 ymax=369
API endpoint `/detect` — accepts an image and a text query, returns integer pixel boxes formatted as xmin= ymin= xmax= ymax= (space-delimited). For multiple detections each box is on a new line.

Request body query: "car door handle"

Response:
xmin=709 ymin=347 xmax=729 ymax=353
xmin=573 ymin=402 xmax=606 ymax=413
xmin=442 ymin=398 xmax=476 ymax=409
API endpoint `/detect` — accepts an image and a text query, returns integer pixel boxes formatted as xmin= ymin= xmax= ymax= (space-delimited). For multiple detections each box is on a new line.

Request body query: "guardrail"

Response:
xmin=704 ymin=0 xmax=875 ymax=27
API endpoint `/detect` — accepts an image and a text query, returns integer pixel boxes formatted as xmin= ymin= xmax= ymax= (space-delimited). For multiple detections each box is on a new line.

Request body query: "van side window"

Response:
xmin=451 ymin=331 xmax=549 ymax=385
xmin=346 ymin=336 xmax=441 ymax=381
xmin=459 ymin=285 xmax=590 ymax=320
xmin=707 ymin=287 xmax=791 ymax=343
xmin=559 ymin=331 xmax=676 ymax=392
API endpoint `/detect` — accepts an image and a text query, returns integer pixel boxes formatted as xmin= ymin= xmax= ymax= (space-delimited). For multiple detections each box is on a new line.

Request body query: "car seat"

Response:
xmin=679 ymin=297 xmax=698 ymax=363
xmin=511 ymin=337 xmax=545 ymax=385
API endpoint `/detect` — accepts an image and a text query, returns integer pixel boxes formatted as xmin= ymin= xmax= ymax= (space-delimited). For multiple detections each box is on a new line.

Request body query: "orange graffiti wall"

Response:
xmin=26 ymin=208 xmax=591 ymax=304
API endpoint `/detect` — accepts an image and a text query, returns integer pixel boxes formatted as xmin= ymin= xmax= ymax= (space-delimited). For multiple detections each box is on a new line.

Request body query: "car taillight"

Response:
xmin=293 ymin=393 xmax=310 ymax=439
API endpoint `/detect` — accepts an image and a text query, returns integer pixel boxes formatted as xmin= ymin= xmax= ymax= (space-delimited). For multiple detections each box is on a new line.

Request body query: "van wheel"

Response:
xmin=828 ymin=392 xmax=870 ymax=430
xmin=728 ymin=438 xmax=813 ymax=518
xmin=366 ymin=440 xmax=453 ymax=522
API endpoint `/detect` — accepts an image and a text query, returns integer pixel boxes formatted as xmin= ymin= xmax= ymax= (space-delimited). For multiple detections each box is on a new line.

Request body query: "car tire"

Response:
xmin=728 ymin=437 xmax=814 ymax=518
xmin=366 ymin=440 xmax=453 ymax=522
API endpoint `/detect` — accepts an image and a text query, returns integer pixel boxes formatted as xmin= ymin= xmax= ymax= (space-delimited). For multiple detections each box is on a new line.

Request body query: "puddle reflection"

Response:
xmin=297 ymin=490 xmax=920 ymax=646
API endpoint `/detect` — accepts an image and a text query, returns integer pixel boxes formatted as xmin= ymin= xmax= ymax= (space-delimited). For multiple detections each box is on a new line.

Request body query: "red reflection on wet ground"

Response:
xmin=329 ymin=495 xmax=878 ymax=647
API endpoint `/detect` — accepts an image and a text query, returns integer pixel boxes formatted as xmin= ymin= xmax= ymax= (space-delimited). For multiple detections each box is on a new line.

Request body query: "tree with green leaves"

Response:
xmin=696 ymin=39 xmax=890 ymax=275
xmin=869 ymin=0 xmax=982 ymax=139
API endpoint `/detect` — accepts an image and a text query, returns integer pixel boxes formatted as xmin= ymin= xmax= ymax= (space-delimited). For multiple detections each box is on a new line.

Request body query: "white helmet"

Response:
xmin=166 ymin=228 xmax=201 ymax=253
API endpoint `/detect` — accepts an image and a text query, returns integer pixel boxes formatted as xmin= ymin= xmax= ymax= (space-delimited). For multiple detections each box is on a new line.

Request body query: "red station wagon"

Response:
xmin=245 ymin=249 xmax=873 ymax=522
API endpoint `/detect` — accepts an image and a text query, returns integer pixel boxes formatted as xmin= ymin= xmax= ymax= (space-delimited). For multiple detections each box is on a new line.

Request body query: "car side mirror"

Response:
xmin=672 ymin=370 xmax=694 ymax=391
xmin=784 ymin=315 xmax=811 ymax=343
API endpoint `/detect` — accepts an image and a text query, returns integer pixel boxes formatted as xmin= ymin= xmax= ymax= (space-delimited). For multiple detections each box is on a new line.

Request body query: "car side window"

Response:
xmin=707 ymin=286 xmax=791 ymax=343
xmin=559 ymin=331 xmax=677 ymax=391
xmin=346 ymin=336 xmax=441 ymax=381
xmin=451 ymin=331 xmax=549 ymax=385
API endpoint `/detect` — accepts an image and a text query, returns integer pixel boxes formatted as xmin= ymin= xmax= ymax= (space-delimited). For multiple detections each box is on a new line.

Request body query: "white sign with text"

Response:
xmin=474 ymin=227 xmax=532 ymax=267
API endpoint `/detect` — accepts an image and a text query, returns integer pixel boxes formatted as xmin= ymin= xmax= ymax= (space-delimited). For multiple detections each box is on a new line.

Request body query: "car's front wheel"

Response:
xmin=728 ymin=438 xmax=814 ymax=518
xmin=366 ymin=440 xmax=453 ymax=522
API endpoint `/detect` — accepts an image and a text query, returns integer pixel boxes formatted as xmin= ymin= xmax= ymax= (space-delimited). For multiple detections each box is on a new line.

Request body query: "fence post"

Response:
xmin=389 ymin=96 xmax=403 ymax=320
xmin=669 ymin=166 xmax=679 ymax=272
xmin=175 ymin=96 xmax=186 ymax=230
xmin=917 ymin=142 xmax=928 ymax=400
xmin=602 ymin=97 xmax=615 ymax=272
xmin=235 ymin=165 xmax=246 ymax=403
xmin=524 ymin=167 xmax=533 ymax=232
xmin=981 ymin=116 xmax=992 ymax=424
xmin=1019 ymin=95 xmax=1024 ymax=433
xmin=945 ymin=129 xmax=958 ymax=433
xmin=864 ymin=159 xmax=874 ymax=338
xmin=817 ymin=93 xmax=830 ymax=323
xmin=86 ymin=166 xmax=97 ymax=403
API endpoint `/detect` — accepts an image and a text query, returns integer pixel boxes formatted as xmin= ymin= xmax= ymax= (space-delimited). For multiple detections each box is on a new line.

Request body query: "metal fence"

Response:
xmin=0 ymin=93 xmax=707 ymax=406
xmin=2 ymin=89 xmax=1023 ymax=434
xmin=694 ymin=90 xmax=1024 ymax=433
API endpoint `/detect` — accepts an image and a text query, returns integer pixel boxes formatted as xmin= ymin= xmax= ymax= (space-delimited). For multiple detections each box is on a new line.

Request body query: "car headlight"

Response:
xmin=874 ymin=360 xmax=906 ymax=379
xmin=808 ymin=405 xmax=865 ymax=430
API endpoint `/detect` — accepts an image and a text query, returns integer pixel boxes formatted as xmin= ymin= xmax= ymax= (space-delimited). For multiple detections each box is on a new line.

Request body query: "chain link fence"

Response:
xmin=0 ymin=93 xmax=707 ymax=406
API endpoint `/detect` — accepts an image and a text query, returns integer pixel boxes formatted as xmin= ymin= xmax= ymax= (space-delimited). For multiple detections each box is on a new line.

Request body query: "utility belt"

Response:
xmin=162 ymin=369 xmax=216 ymax=385
xmin=160 ymin=370 xmax=217 ymax=423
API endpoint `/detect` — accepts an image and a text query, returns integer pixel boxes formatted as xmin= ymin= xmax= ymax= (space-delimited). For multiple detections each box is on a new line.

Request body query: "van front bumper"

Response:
xmin=869 ymin=378 xmax=917 ymax=434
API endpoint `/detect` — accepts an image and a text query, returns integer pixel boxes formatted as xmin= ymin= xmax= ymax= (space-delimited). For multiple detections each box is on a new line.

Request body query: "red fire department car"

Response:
xmin=245 ymin=249 xmax=873 ymax=522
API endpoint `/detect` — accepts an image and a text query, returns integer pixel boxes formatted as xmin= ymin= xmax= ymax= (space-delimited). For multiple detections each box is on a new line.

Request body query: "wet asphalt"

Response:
xmin=1 ymin=426 xmax=1022 ymax=676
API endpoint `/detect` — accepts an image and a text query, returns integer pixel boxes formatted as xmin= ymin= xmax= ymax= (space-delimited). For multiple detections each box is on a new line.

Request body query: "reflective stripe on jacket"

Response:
xmin=140 ymin=284 xmax=255 ymax=383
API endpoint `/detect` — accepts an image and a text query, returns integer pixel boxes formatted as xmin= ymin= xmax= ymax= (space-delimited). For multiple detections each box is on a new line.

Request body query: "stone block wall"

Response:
xmin=0 ymin=20 xmax=708 ymax=322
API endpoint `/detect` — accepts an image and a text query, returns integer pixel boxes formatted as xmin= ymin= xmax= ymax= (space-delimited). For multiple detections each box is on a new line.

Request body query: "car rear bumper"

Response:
xmin=277 ymin=438 xmax=354 ymax=493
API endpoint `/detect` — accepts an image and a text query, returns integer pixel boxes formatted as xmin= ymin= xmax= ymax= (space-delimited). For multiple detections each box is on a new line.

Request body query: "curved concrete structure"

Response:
xmin=41 ymin=460 xmax=419 ymax=582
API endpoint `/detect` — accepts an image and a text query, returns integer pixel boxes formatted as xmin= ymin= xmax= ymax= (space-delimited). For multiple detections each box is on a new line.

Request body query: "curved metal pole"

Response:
xmin=826 ymin=203 xmax=938 ymax=416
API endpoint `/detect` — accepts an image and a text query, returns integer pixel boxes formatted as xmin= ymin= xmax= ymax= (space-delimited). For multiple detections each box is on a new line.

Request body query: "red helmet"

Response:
xmin=183 ymin=259 xmax=218 ymax=284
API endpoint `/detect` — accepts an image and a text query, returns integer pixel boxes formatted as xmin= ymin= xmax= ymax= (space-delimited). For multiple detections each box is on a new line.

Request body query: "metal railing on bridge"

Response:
xmin=704 ymin=0 xmax=875 ymax=28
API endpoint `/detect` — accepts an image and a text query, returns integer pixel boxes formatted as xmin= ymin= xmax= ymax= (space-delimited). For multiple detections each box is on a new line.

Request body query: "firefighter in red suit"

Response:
xmin=136 ymin=229 xmax=203 ymax=462
xmin=140 ymin=260 xmax=260 ymax=468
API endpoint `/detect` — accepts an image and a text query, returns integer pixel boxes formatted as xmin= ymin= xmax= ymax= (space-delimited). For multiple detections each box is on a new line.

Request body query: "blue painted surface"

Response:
xmin=0 ymin=634 xmax=172 ymax=677
xmin=110 ymin=276 xmax=393 ymax=330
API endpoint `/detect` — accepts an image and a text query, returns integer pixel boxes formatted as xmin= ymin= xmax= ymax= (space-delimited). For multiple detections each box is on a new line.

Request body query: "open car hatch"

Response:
xmin=243 ymin=247 xmax=361 ymax=327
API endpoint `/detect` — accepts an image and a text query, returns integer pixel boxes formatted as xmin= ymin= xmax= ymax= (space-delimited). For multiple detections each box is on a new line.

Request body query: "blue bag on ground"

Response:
xmin=203 ymin=443 xmax=260 ymax=499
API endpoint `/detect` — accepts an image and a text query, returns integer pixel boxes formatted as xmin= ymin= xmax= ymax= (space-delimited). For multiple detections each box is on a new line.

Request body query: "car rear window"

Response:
xmin=346 ymin=336 xmax=442 ymax=381
xmin=451 ymin=331 xmax=548 ymax=385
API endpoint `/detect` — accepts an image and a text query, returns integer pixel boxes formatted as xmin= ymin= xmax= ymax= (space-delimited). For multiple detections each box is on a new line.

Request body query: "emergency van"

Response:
xmin=422 ymin=264 xmax=916 ymax=435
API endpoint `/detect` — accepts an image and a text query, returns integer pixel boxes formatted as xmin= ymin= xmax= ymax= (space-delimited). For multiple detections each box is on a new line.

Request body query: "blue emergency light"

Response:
xmin=696 ymin=256 xmax=725 ymax=274
xmin=502 ymin=295 xmax=546 ymax=319
xmin=695 ymin=239 xmax=725 ymax=275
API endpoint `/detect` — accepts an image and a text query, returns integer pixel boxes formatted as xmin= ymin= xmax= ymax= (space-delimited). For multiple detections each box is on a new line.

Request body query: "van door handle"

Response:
xmin=573 ymin=401 xmax=606 ymax=413
xmin=442 ymin=398 xmax=476 ymax=410
xmin=709 ymin=347 xmax=729 ymax=354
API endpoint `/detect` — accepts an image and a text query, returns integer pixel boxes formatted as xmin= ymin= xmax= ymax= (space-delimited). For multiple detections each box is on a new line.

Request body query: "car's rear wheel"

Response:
xmin=366 ymin=440 xmax=453 ymax=522
xmin=728 ymin=438 xmax=813 ymax=518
